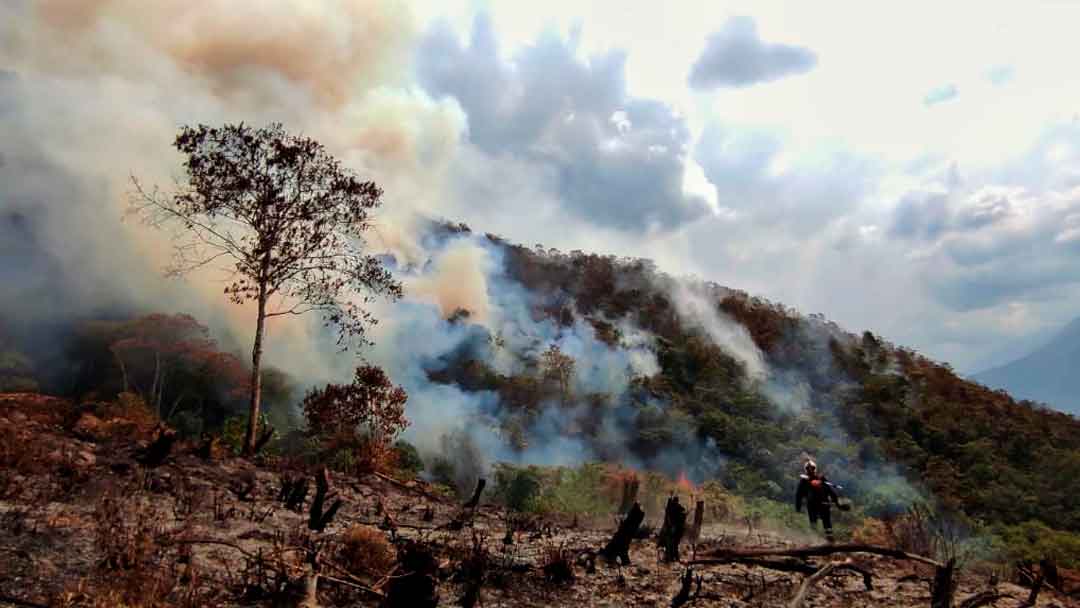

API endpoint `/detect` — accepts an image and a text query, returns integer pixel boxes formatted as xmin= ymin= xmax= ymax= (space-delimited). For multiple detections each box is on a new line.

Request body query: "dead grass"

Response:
xmin=338 ymin=524 xmax=397 ymax=579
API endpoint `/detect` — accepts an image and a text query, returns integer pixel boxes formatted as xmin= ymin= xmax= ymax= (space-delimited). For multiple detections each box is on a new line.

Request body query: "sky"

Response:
xmin=2 ymin=0 xmax=1079 ymax=374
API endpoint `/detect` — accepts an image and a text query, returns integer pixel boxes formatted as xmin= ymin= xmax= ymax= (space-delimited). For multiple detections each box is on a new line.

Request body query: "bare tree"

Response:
xmin=132 ymin=122 xmax=402 ymax=455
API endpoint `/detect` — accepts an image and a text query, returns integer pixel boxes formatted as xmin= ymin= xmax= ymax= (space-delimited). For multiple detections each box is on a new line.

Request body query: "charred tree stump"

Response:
xmin=383 ymin=540 xmax=439 ymax=608
xmin=687 ymin=500 xmax=705 ymax=546
xmin=464 ymin=478 xmax=486 ymax=509
xmin=449 ymin=478 xmax=487 ymax=531
xmin=1018 ymin=569 xmax=1045 ymax=608
xmin=135 ymin=426 xmax=178 ymax=467
xmin=671 ymin=567 xmax=702 ymax=607
xmin=196 ymin=434 xmax=221 ymax=460
xmin=309 ymin=467 xmax=342 ymax=532
xmin=600 ymin=502 xmax=645 ymax=565
xmin=930 ymin=558 xmax=957 ymax=608
xmin=657 ymin=496 xmax=688 ymax=563
xmin=618 ymin=477 xmax=640 ymax=514
xmin=280 ymin=475 xmax=309 ymax=512
xmin=1040 ymin=558 xmax=1061 ymax=591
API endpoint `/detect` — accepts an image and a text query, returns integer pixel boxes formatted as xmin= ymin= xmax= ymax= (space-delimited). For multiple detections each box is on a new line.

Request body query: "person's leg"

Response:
xmin=821 ymin=506 xmax=834 ymax=542
xmin=807 ymin=504 xmax=819 ymax=528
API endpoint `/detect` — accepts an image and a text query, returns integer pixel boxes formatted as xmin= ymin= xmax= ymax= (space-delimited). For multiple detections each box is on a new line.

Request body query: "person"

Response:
xmin=795 ymin=459 xmax=845 ymax=542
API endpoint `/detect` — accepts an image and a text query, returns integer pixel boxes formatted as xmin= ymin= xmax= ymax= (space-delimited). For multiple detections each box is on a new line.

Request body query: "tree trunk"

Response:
xmin=657 ymin=495 xmax=688 ymax=563
xmin=243 ymin=287 xmax=268 ymax=456
xmin=151 ymin=350 xmax=161 ymax=412
xmin=931 ymin=558 xmax=957 ymax=608
xmin=112 ymin=348 xmax=129 ymax=393
xmin=600 ymin=502 xmax=645 ymax=565
xmin=688 ymin=500 xmax=705 ymax=545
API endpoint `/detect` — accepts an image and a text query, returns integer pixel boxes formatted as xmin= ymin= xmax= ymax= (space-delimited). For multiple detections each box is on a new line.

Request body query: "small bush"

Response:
xmin=493 ymin=464 xmax=542 ymax=512
xmin=852 ymin=517 xmax=891 ymax=545
xmin=222 ymin=413 xmax=277 ymax=455
xmin=102 ymin=392 xmax=159 ymax=431
xmin=339 ymin=525 xmax=397 ymax=578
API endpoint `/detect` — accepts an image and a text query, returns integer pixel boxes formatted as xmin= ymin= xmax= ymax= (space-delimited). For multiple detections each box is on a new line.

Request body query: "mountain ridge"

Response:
xmin=973 ymin=315 xmax=1080 ymax=415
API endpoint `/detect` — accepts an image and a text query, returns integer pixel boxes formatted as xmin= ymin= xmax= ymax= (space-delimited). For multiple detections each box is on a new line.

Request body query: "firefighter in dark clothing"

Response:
xmin=795 ymin=460 xmax=846 ymax=542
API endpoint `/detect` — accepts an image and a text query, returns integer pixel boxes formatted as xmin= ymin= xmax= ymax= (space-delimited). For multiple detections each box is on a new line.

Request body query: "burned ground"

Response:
xmin=0 ymin=393 xmax=1074 ymax=607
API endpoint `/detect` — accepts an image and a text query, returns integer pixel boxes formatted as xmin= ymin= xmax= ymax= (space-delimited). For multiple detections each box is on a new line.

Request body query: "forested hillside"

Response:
xmin=4 ymin=221 xmax=1080 ymax=565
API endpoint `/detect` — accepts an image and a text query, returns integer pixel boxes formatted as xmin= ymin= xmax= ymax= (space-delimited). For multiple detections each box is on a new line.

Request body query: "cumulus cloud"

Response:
xmin=417 ymin=15 xmax=712 ymax=234
xmin=693 ymin=124 xmax=879 ymax=233
xmin=923 ymin=83 xmax=959 ymax=106
xmin=688 ymin=16 xmax=817 ymax=90
xmin=880 ymin=123 xmax=1080 ymax=314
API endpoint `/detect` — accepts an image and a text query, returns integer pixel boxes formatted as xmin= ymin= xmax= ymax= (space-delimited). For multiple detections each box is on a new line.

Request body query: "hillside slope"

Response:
xmin=3 ymin=222 xmax=1080 ymax=571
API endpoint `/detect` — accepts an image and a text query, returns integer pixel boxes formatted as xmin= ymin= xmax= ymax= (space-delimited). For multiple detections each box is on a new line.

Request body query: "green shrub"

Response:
xmin=993 ymin=521 xmax=1080 ymax=568
xmin=393 ymin=439 xmax=424 ymax=478
xmin=222 ymin=413 xmax=277 ymax=455
xmin=492 ymin=464 xmax=542 ymax=512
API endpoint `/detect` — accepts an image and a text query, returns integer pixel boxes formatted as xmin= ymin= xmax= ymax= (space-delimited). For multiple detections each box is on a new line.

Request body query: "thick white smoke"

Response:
xmin=671 ymin=281 xmax=768 ymax=381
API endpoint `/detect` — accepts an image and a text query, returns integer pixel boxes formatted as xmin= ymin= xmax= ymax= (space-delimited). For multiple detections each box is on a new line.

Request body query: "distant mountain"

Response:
xmin=973 ymin=317 xmax=1080 ymax=415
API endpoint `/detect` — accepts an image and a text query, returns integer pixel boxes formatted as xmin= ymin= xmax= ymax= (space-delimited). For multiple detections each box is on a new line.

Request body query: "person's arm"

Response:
xmin=796 ymin=477 xmax=807 ymax=511
xmin=824 ymin=479 xmax=840 ymax=504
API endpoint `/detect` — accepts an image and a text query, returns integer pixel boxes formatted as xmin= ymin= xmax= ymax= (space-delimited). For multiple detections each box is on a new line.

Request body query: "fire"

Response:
xmin=676 ymin=471 xmax=696 ymax=496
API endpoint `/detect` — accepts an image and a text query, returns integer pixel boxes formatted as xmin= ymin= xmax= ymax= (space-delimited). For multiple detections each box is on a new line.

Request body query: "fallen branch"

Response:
xmin=833 ymin=562 xmax=874 ymax=591
xmin=696 ymin=543 xmax=943 ymax=568
xmin=319 ymin=573 xmax=386 ymax=599
xmin=371 ymin=471 xmax=449 ymax=503
xmin=691 ymin=556 xmax=817 ymax=575
xmin=957 ymin=590 xmax=1005 ymax=608
xmin=788 ymin=559 xmax=847 ymax=608
xmin=689 ymin=555 xmax=873 ymax=591
xmin=0 ymin=594 xmax=49 ymax=608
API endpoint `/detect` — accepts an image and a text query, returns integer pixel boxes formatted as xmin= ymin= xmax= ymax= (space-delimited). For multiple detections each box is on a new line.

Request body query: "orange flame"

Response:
xmin=676 ymin=471 xmax=696 ymax=496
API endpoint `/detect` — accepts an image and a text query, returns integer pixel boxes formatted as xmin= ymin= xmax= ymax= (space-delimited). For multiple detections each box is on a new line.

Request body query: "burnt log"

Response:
xmin=600 ymin=502 xmax=645 ymax=565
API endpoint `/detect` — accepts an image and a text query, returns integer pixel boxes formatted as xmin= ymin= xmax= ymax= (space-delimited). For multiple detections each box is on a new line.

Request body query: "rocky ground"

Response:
xmin=0 ymin=392 xmax=1075 ymax=607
